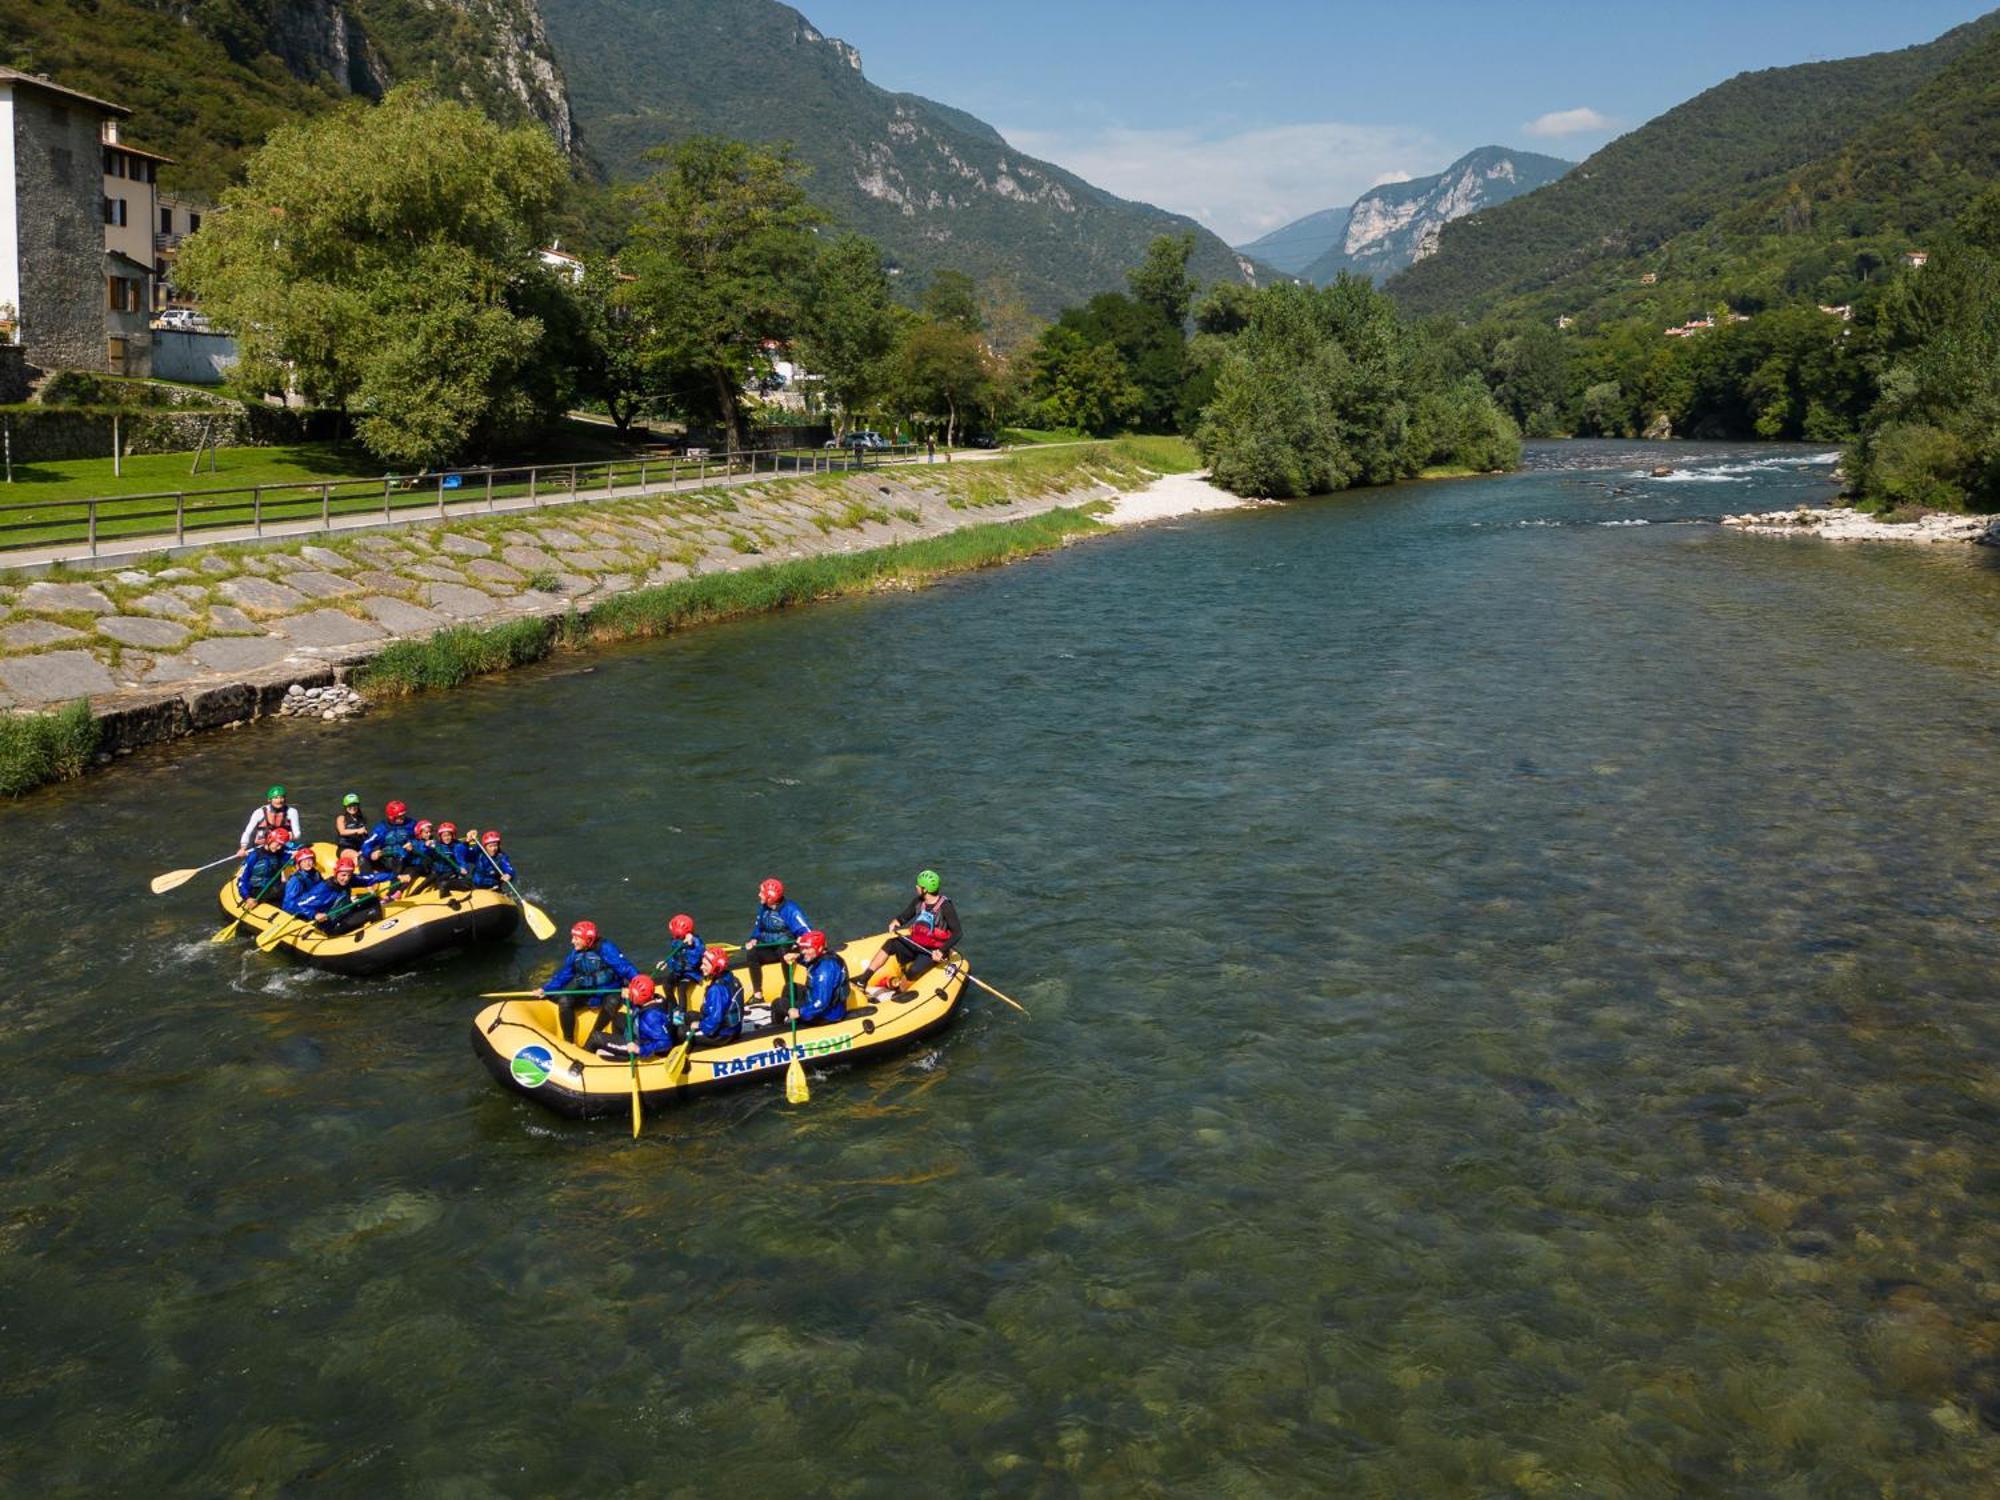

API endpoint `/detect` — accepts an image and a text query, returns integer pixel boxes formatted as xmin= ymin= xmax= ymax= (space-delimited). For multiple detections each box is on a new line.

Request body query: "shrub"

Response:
xmin=0 ymin=700 xmax=99 ymax=796
xmin=1855 ymin=422 xmax=1973 ymax=511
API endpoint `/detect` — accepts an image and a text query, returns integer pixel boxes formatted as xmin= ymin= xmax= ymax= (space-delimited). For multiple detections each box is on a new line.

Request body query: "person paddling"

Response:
xmin=792 ymin=930 xmax=851 ymax=1025
xmin=536 ymin=920 xmax=639 ymax=1044
xmin=592 ymin=975 xmax=676 ymax=1060
xmin=654 ymin=912 xmax=706 ymax=1000
xmin=236 ymin=828 xmax=292 ymax=906
xmin=691 ymin=947 xmax=746 ymax=1044
xmin=280 ymin=846 xmax=329 ymax=915
xmin=334 ymin=793 xmax=370 ymax=854
xmin=732 ymin=877 xmax=811 ymax=1002
xmin=468 ymin=829 xmax=515 ymax=891
xmin=237 ymin=784 xmax=302 ymax=856
xmin=360 ymin=799 xmax=418 ymax=873
xmin=861 ymin=869 xmax=960 ymax=999
xmin=305 ymin=852 xmax=402 ymax=934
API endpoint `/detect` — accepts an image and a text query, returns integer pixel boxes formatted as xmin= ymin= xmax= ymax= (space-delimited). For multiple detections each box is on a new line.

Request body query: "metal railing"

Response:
xmin=0 ymin=442 xmax=927 ymax=559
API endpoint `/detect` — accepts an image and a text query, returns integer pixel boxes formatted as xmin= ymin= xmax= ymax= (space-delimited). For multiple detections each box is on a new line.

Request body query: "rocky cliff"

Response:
xmin=1242 ymin=146 xmax=1571 ymax=286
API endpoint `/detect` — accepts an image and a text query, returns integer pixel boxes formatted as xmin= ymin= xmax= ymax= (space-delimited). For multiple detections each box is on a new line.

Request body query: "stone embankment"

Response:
xmin=1720 ymin=506 xmax=2000 ymax=544
xmin=0 ymin=452 xmax=1243 ymax=765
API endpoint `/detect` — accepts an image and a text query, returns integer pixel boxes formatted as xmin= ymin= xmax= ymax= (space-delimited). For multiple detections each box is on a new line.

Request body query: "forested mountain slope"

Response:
xmin=539 ymin=0 xmax=1260 ymax=315
xmin=1389 ymin=10 xmax=2000 ymax=319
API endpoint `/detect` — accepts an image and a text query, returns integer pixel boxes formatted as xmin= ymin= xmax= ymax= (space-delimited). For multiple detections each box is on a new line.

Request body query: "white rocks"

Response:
xmin=1720 ymin=506 xmax=2000 ymax=544
xmin=278 ymin=682 xmax=369 ymax=722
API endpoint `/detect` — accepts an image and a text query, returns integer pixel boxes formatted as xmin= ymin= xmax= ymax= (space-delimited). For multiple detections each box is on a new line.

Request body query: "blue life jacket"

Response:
xmin=361 ymin=816 xmax=416 ymax=864
xmin=658 ymin=935 xmax=706 ymax=984
xmin=696 ymin=972 xmax=745 ymax=1041
xmin=304 ymin=870 xmax=394 ymax=918
xmin=281 ymin=870 xmax=329 ymax=915
xmin=547 ymin=938 xmax=638 ymax=996
xmin=796 ymin=954 xmax=850 ymax=1024
xmin=467 ymin=845 xmax=513 ymax=889
xmin=746 ymin=898 xmax=811 ymax=948
xmin=238 ymin=848 xmax=288 ymax=901
xmin=629 ymin=1005 xmax=677 ymax=1058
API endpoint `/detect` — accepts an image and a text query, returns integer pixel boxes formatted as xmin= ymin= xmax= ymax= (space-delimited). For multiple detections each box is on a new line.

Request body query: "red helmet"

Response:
xmin=385 ymin=800 xmax=408 ymax=820
xmin=627 ymin=974 xmax=658 ymax=1005
xmin=571 ymin=920 xmax=598 ymax=946
xmin=481 ymin=830 xmax=503 ymax=848
xmin=263 ymin=829 xmax=290 ymax=851
xmin=759 ymin=878 xmax=785 ymax=904
xmin=436 ymin=822 xmax=458 ymax=841
xmin=294 ymin=846 xmax=317 ymax=867
xmin=668 ymin=912 xmax=695 ymax=939
xmin=701 ymin=948 xmax=729 ymax=977
xmin=798 ymin=929 xmax=828 ymax=958
xmin=413 ymin=820 xmax=435 ymax=839
xmin=334 ymin=853 xmax=358 ymax=874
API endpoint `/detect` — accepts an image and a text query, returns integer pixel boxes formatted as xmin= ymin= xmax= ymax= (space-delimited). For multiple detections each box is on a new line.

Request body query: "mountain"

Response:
xmin=1240 ymin=147 xmax=1570 ymax=287
xmin=1389 ymin=11 xmax=2000 ymax=320
xmin=537 ymin=0 xmax=1260 ymax=316
xmin=0 ymin=0 xmax=576 ymax=195
xmin=1237 ymin=205 xmax=1352 ymax=278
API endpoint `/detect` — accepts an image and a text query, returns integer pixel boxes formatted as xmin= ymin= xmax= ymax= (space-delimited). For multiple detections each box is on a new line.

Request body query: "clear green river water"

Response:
xmin=4 ymin=441 xmax=2000 ymax=1495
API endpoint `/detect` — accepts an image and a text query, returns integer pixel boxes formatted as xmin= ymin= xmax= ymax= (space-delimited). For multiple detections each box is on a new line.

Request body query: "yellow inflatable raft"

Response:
xmin=470 ymin=936 xmax=968 ymax=1117
xmin=219 ymin=842 xmax=522 ymax=975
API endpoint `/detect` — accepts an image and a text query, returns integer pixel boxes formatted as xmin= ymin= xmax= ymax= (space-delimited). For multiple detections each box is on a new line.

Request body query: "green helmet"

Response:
xmin=916 ymin=869 xmax=940 ymax=894
xmin=268 ymin=784 xmax=286 ymax=800
xmin=342 ymin=792 xmax=360 ymax=806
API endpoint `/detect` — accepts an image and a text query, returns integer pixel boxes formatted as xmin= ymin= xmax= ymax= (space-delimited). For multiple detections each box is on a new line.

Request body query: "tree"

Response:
xmin=571 ymin=260 xmax=651 ymax=432
xmin=1027 ymin=327 xmax=1141 ymax=436
xmin=799 ymin=234 xmax=898 ymax=434
xmin=175 ymin=87 xmax=569 ymax=466
xmin=891 ymin=322 xmax=993 ymax=446
xmin=921 ymin=269 xmax=984 ymax=333
xmin=1128 ymin=231 xmax=1197 ymax=328
xmin=620 ymin=137 xmax=825 ymax=448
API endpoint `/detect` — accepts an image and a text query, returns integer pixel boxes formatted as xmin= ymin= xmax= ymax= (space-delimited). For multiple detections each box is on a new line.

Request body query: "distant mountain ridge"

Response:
xmin=1237 ymin=147 xmax=1571 ymax=285
xmin=1389 ymin=10 xmax=2000 ymax=319
xmin=539 ymin=0 xmax=1262 ymax=315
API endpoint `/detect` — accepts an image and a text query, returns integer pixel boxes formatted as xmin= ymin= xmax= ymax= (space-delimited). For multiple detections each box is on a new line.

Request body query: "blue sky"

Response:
xmin=799 ymin=0 xmax=1994 ymax=242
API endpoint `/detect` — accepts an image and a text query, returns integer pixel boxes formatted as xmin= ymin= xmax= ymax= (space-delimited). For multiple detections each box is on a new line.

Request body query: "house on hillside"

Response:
xmin=0 ymin=68 xmax=169 ymax=377
xmin=538 ymin=243 xmax=585 ymax=283
xmin=1901 ymin=250 xmax=1929 ymax=269
xmin=1639 ymin=272 xmax=1659 ymax=286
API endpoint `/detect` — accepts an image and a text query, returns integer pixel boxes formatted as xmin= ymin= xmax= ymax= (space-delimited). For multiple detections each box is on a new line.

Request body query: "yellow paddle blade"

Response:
xmin=631 ymin=1080 xmax=642 ymax=1139
xmin=211 ymin=918 xmax=243 ymax=944
xmin=478 ymin=990 xmax=549 ymax=999
xmin=150 ymin=868 xmax=199 ymax=895
xmin=520 ymin=900 xmax=557 ymax=942
xmin=785 ymin=1052 xmax=810 ymax=1105
xmin=663 ymin=1039 xmax=691 ymax=1088
xmin=255 ymin=916 xmax=300 ymax=953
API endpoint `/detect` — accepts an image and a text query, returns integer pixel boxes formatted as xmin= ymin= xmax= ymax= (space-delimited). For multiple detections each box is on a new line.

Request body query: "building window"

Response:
xmin=108 ymin=337 xmax=127 ymax=375
xmin=103 ymin=196 xmax=128 ymax=227
xmin=107 ymin=276 xmax=142 ymax=313
xmin=160 ymin=206 xmax=173 ymax=235
xmin=190 ymin=213 xmax=202 ymax=232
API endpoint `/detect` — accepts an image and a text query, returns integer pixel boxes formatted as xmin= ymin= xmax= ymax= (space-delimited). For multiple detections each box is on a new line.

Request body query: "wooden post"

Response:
xmin=437 ymin=473 xmax=447 ymax=518
xmin=112 ymin=412 xmax=121 ymax=478
xmin=251 ymin=485 xmax=262 ymax=536
xmin=88 ymin=498 xmax=98 ymax=556
xmin=527 ymin=466 xmax=538 ymax=506
xmin=320 ymin=482 xmax=330 ymax=529
xmin=570 ymin=464 xmax=578 ymax=499
xmin=486 ymin=468 xmax=495 ymax=511
xmin=175 ymin=492 xmax=184 ymax=545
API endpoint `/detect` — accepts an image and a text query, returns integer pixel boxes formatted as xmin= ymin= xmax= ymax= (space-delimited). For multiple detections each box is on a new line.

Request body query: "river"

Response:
xmin=4 ymin=440 xmax=1998 ymax=1494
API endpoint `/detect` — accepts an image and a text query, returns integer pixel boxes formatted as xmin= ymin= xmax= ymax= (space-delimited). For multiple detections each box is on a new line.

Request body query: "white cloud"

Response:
xmin=997 ymin=121 xmax=1440 ymax=245
xmin=1521 ymin=107 xmax=1616 ymax=139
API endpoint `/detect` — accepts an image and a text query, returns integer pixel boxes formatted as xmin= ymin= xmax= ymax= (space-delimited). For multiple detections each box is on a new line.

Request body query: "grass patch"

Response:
xmin=356 ymin=506 xmax=1106 ymax=699
xmin=0 ymin=700 xmax=100 ymax=796
xmin=999 ymin=427 xmax=1085 ymax=445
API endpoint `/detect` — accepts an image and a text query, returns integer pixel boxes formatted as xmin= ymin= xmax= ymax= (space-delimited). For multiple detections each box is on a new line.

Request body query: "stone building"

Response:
xmin=0 ymin=68 xmax=165 ymax=376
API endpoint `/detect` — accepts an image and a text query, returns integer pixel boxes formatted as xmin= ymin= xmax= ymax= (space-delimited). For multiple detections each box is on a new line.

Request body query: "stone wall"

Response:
xmin=0 ymin=403 xmax=319 ymax=461
xmin=12 ymin=90 xmax=108 ymax=374
xmin=0 ymin=344 xmax=26 ymax=404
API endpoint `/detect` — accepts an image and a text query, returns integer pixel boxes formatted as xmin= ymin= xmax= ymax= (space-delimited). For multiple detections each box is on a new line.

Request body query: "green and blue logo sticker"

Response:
xmin=511 ymin=1044 xmax=554 ymax=1088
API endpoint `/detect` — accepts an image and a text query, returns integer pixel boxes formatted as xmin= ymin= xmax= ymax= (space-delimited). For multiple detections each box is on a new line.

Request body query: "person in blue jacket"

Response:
xmin=593 ymin=975 xmax=677 ymax=1060
xmin=790 ymin=929 xmax=850 ymax=1026
xmin=654 ymin=912 xmax=706 ymax=998
xmin=537 ymin=919 xmax=639 ymax=1043
xmin=467 ymin=829 xmax=516 ymax=891
xmin=305 ymin=852 xmax=402 ymax=934
xmin=729 ymin=876 xmax=811 ymax=1002
xmin=280 ymin=846 xmax=329 ymax=915
xmin=236 ymin=828 xmax=293 ymax=906
xmin=360 ymin=799 xmax=418 ymax=872
xmin=691 ymin=947 xmax=746 ymax=1044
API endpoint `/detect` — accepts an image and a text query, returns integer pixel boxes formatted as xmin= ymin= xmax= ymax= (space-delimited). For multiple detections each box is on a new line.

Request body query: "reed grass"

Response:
xmin=0 ymin=700 xmax=100 ymax=796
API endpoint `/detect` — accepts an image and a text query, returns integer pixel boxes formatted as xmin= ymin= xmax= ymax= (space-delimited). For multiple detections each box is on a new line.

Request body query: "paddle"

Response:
xmin=151 ymin=852 xmax=239 ymax=896
xmin=255 ymin=885 xmax=394 ymax=952
xmin=783 ymin=967 xmax=809 ymax=1105
xmin=627 ymin=1007 xmax=643 ymax=1139
xmin=477 ymin=986 xmax=628 ymax=1000
xmin=475 ymin=843 xmax=555 ymax=942
xmin=212 ymin=866 xmax=286 ymax=943
xmin=955 ymin=962 xmax=1029 ymax=1016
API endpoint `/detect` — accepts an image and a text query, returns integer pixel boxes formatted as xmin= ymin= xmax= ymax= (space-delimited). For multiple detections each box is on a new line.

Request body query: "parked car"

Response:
xmin=154 ymin=307 xmax=204 ymax=331
xmin=966 ymin=432 xmax=1002 ymax=449
xmin=823 ymin=430 xmax=890 ymax=451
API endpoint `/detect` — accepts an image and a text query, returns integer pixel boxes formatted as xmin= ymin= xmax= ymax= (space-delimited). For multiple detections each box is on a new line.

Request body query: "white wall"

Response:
xmin=0 ymin=87 xmax=19 ymax=324
xmin=150 ymin=328 xmax=237 ymax=384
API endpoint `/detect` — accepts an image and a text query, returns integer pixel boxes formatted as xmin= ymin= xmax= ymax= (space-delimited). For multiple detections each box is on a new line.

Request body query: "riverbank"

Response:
xmin=1721 ymin=505 xmax=2000 ymax=543
xmin=0 ymin=439 xmax=1232 ymax=795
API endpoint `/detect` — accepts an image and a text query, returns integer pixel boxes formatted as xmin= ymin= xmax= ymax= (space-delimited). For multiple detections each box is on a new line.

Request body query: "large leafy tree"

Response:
xmin=890 ymin=321 xmax=994 ymax=445
xmin=1027 ymin=326 xmax=1141 ymax=436
xmin=175 ymin=87 xmax=569 ymax=466
xmin=799 ymin=234 xmax=899 ymax=434
xmin=570 ymin=259 xmax=652 ymax=432
xmin=620 ymin=137 xmax=824 ymax=448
